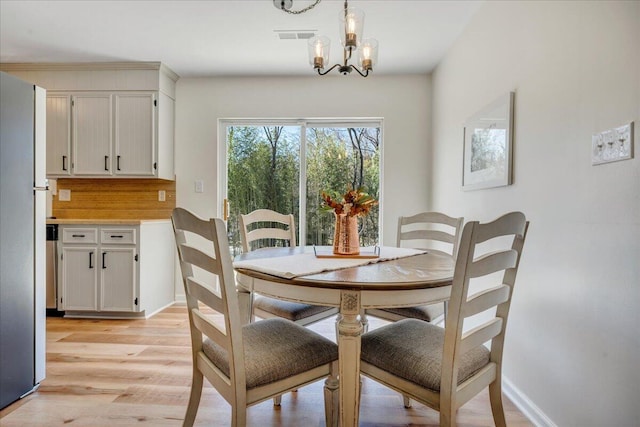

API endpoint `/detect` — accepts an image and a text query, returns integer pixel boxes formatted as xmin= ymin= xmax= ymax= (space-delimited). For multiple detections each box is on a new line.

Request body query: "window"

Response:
xmin=220 ymin=119 xmax=382 ymax=256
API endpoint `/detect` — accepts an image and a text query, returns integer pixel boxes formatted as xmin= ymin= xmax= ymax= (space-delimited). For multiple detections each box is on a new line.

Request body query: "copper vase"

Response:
xmin=333 ymin=213 xmax=360 ymax=255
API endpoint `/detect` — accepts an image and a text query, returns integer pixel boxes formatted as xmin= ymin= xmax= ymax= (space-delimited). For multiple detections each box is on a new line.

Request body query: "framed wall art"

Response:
xmin=462 ymin=92 xmax=515 ymax=191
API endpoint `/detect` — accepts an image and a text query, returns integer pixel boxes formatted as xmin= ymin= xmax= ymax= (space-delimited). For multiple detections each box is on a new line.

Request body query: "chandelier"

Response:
xmin=274 ymin=0 xmax=378 ymax=77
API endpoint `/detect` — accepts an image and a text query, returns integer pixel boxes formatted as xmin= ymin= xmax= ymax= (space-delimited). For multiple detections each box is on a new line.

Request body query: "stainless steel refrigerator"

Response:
xmin=0 ymin=71 xmax=47 ymax=409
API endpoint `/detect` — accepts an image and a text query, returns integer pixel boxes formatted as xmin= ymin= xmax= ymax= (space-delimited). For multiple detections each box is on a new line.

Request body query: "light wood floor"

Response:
xmin=1 ymin=304 xmax=532 ymax=426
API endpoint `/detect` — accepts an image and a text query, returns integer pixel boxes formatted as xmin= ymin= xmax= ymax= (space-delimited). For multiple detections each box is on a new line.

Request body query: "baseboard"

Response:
xmin=503 ymin=376 xmax=557 ymax=427
xmin=143 ymin=301 xmax=176 ymax=319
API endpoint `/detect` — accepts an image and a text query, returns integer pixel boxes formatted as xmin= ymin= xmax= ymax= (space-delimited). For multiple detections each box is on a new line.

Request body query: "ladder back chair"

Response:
xmin=240 ymin=209 xmax=339 ymax=326
xmin=366 ymin=212 xmax=464 ymax=325
xmin=360 ymin=211 xmax=529 ymax=427
xmin=172 ymin=208 xmax=339 ymax=427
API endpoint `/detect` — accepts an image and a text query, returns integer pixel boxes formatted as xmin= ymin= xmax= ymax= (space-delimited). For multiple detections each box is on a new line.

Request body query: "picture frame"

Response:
xmin=462 ymin=92 xmax=515 ymax=191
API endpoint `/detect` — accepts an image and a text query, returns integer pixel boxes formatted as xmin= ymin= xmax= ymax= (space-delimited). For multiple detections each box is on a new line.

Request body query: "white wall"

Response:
xmin=174 ymin=75 xmax=432 ymax=296
xmin=431 ymin=1 xmax=639 ymax=426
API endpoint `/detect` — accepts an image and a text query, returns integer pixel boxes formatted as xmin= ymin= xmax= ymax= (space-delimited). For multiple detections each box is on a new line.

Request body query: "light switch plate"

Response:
xmin=58 ymin=189 xmax=71 ymax=201
xmin=592 ymin=122 xmax=634 ymax=165
xmin=158 ymin=190 xmax=166 ymax=202
xmin=195 ymin=180 xmax=204 ymax=193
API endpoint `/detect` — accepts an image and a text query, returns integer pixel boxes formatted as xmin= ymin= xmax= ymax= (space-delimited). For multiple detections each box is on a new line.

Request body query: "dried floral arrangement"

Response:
xmin=321 ymin=186 xmax=378 ymax=217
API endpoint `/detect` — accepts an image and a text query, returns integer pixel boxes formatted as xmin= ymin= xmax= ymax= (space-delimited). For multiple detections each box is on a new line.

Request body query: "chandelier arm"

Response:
xmin=317 ymin=64 xmax=343 ymax=76
xmin=351 ymin=66 xmax=369 ymax=78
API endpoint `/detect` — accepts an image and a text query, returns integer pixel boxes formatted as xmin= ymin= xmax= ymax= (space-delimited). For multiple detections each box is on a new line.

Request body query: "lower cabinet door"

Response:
xmin=100 ymin=247 xmax=137 ymax=312
xmin=62 ymin=247 xmax=98 ymax=311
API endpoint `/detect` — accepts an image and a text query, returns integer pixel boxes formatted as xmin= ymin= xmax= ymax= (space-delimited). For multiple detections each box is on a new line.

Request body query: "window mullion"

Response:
xmin=299 ymin=123 xmax=307 ymax=246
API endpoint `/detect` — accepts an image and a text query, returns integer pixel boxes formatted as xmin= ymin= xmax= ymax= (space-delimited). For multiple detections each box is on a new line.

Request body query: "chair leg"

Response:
xmin=403 ymin=395 xmax=412 ymax=408
xmin=360 ymin=310 xmax=369 ymax=333
xmin=489 ymin=380 xmax=507 ymax=427
xmin=273 ymin=395 xmax=282 ymax=406
xmin=439 ymin=393 xmax=455 ymax=427
xmin=324 ymin=361 xmax=340 ymax=427
xmin=183 ymin=369 xmax=204 ymax=427
xmin=230 ymin=405 xmax=247 ymax=427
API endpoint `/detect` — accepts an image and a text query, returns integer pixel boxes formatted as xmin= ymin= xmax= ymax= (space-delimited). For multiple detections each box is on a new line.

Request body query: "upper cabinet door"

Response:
xmin=114 ymin=93 xmax=156 ymax=176
xmin=46 ymin=95 xmax=72 ymax=176
xmin=72 ymin=94 xmax=112 ymax=176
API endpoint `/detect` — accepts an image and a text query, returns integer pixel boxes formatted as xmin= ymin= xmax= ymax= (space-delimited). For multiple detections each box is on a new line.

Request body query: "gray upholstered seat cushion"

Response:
xmin=377 ymin=303 xmax=444 ymax=322
xmin=361 ymin=318 xmax=490 ymax=391
xmin=202 ymin=318 xmax=338 ymax=389
xmin=254 ymin=296 xmax=335 ymax=321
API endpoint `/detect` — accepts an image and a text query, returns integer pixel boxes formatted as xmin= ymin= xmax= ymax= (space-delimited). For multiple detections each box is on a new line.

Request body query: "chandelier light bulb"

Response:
xmin=339 ymin=7 xmax=364 ymax=49
xmin=359 ymin=39 xmax=378 ymax=71
xmin=308 ymin=36 xmax=330 ymax=70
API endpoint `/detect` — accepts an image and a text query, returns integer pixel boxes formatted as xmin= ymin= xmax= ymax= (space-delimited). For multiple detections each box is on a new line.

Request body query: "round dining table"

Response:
xmin=234 ymin=246 xmax=454 ymax=427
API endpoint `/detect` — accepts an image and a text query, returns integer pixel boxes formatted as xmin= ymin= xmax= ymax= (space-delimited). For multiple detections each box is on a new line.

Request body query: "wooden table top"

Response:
xmin=234 ymin=246 xmax=454 ymax=291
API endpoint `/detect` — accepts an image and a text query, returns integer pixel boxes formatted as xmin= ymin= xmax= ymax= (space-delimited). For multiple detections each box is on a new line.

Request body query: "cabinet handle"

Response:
xmin=89 ymin=252 xmax=94 ymax=269
xmin=62 ymin=155 xmax=68 ymax=171
xmin=110 ymin=235 xmax=123 ymax=238
xmin=104 ymin=155 xmax=109 ymax=171
xmin=117 ymin=155 xmax=121 ymax=171
xmin=102 ymin=252 xmax=107 ymax=269
xmin=72 ymin=234 xmax=85 ymax=238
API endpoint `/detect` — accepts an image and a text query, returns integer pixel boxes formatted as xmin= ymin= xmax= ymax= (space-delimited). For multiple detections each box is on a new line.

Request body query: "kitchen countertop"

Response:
xmin=46 ymin=218 xmax=171 ymax=225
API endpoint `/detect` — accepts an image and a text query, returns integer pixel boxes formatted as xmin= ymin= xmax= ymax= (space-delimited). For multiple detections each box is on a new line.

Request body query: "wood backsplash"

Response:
xmin=52 ymin=179 xmax=176 ymax=219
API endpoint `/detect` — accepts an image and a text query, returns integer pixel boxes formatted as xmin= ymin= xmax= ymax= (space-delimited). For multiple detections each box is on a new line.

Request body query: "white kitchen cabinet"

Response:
xmin=100 ymin=247 xmax=136 ymax=311
xmin=58 ymin=91 xmax=169 ymax=179
xmin=58 ymin=221 xmax=174 ymax=318
xmin=3 ymin=62 xmax=179 ymax=180
xmin=113 ymin=93 xmax=155 ymax=176
xmin=72 ymin=93 xmax=113 ymax=176
xmin=46 ymin=94 xmax=72 ymax=176
xmin=60 ymin=246 xmax=98 ymax=311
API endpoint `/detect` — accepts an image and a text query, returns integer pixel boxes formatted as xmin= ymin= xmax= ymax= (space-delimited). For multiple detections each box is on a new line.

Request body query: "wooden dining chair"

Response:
xmin=360 ymin=211 xmax=529 ymax=427
xmin=365 ymin=212 xmax=464 ymax=325
xmin=172 ymin=208 xmax=339 ymax=427
xmin=240 ymin=209 xmax=339 ymax=326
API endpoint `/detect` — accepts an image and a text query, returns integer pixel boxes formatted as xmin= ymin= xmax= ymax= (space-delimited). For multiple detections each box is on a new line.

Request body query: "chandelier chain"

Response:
xmin=278 ymin=0 xmax=322 ymax=14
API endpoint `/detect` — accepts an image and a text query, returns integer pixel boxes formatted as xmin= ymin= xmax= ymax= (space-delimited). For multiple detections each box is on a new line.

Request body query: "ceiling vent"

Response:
xmin=275 ymin=30 xmax=317 ymax=40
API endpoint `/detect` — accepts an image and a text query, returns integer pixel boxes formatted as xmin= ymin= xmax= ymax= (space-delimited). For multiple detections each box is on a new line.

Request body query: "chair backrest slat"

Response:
xmin=191 ymin=308 xmax=229 ymax=351
xmin=396 ymin=211 xmax=464 ymax=258
xmin=240 ymin=209 xmax=296 ymax=253
xmin=468 ymin=250 xmax=518 ymax=279
xmin=461 ymin=284 xmax=510 ymax=318
xmin=460 ymin=318 xmax=504 ymax=355
xmin=179 ymin=245 xmax=222 ymax=276
xmin=246 ymin=227 xmax=293 ymax=244
xmin=185 ymin=277 xmax=225 ymax=317
xmin=399 ymin=229 xmax=456 ymax=245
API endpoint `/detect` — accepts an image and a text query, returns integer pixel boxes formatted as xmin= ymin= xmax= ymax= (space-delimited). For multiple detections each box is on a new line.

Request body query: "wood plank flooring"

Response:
xmin=0 ymin=304 xmax=532 ymax=426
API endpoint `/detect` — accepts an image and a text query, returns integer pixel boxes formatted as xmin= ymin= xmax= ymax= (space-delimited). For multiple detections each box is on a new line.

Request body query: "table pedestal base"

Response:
xmin=338 ymin=290 xmax=363 ymax=427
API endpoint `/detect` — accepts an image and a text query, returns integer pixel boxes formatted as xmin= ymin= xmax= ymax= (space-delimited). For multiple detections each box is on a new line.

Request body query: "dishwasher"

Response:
xmin=46 ymin=224 xmax=60 ymax=313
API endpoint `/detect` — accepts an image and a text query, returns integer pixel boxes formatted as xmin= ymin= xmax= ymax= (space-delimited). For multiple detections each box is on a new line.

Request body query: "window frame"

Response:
xmin=217 ymin=117 xmax=384 ymax=246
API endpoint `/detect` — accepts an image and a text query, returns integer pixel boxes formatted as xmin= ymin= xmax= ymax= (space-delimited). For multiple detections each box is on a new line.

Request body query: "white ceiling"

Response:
xmin=0 ymin=0 xmax=482 ymax=78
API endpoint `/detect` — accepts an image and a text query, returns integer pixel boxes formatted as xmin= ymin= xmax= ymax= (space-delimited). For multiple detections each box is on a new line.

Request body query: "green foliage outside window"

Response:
xmin=227 ymin=125 xmax=380 ymax=256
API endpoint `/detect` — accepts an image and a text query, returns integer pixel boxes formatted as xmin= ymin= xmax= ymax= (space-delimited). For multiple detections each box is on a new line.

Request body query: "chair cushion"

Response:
xmin=376 ymin=303 xmax=444 ymax=322
xmin=254 ymin=296 xmax=335 ymax=321
xmin=361 ymin=318 xmax=490 ymax=391
xmin=202 ymin=318 xmax=338 ymax=389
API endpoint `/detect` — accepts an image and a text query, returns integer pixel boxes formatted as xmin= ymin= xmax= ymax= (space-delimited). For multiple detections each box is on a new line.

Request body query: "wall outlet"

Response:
xmin=592 ymin=122 xmax=634 ymax=165
xmin=58 ymin=189 xmax=71 ymax=201
xmin=195 ymin=180 xmax=204 ymax=193
xmin=158 ymin=190 xmax=166 ymax=202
